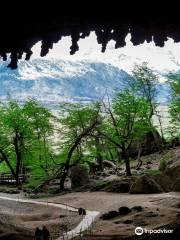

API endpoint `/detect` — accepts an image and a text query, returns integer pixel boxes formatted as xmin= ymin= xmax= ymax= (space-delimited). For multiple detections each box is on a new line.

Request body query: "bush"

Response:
xmin=159 ymin=159 xmax=167 ymax=171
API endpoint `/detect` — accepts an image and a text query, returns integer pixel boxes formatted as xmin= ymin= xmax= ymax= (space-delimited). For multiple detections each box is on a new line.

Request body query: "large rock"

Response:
xmin=103 ymin=180 xmax=131 ymax=193
xmin=129 ymin=130 xmax=163 ymax=158
xmin=129 ymin=174 xmax=164 ymax=194
xmin=100 ymin=210 xmax=120 ymax=220
xmin=165 ymin=162 xmax=180 ymax=191
xmin=91 ymin=177 xmax=135 ymax=193
xmin=118 ymin=206 xmax=131 ymax=215
xmin=70 ymin=164 xmax=89 ymax=188
xmin=152 ymin=174 xmax=172 ymax=192
xmin=171 ymin=177 xmax=180 ymax=191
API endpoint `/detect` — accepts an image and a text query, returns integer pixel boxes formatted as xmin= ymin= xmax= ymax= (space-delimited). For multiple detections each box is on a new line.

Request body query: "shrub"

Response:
xmin=159 ymin=159 xmax=167 ymax=171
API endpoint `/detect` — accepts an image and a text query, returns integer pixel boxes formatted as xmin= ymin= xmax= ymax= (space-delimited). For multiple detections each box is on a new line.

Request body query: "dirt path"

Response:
xmin=40 ymin=191 xmax=180 ymax=212
xmin=37 ymin=191 xmax=180 ymax=239
xmin=0 ymin=195 xmax=99 ymax=240
xmin=0 ymin=191 xmax=180 ymax=239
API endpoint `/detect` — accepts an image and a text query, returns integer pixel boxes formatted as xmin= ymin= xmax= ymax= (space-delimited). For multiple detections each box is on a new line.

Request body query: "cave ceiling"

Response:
xmin=0 ymin=5 xmax=180 ymax=69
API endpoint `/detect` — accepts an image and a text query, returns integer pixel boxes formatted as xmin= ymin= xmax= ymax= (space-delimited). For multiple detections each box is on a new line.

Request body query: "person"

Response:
xmin=34 ymin=227 xmax=42 ymax=240
xmin=78 ymin=207 xmax=86 ymax=215
xmin=42 ymin=226 xmax=51 ymax=240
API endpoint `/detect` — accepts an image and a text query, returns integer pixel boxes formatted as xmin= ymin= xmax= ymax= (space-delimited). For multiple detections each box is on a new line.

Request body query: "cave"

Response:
xmin=1 ymin=4 xmax=180 ymax=68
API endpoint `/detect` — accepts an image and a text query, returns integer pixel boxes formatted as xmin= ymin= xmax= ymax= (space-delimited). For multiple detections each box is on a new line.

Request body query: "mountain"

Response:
xmin=0 ymin=58 xmax=170 ymax=108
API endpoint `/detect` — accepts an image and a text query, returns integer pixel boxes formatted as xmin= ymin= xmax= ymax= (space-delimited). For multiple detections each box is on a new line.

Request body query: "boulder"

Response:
xmin=100 ymin=210 xmax=120 ymax=220
xmin=118 ymin=206 xmax=131 ymax=215
xmin=129 ymin=130 xmax=163 ymax=158
xmin=152 ymin=174 xmax=172 ymax=192
xmin=70 ymin=164 xmax=89 ymax=188
xmin=100 ymin=207 xmax=131 ymax=220
xmin=171 ymin=177 xmax=180 ymax=192
xmin=103 ymin=181 xmax=131 ymax=193
xmin=131 ymin=206 xmax=143 ymax=212
xmin=129 ymin=174 xmax=164 ymax=194
xmin=165 ymin=162 xmax=180 ymax=192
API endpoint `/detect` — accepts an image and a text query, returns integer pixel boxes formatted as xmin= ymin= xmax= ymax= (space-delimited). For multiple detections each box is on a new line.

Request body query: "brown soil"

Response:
xmin=40 ymin=191 xmax=180 ymax=239
xmin=0 ymin=198 xmax=81 ymax=239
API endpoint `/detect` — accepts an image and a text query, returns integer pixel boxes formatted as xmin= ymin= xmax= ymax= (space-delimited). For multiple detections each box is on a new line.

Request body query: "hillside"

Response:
xmin=0 ymin=59 xmax=170 ymax=108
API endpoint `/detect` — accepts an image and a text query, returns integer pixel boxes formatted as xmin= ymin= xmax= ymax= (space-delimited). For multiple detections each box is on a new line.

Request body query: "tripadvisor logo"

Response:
xmin=135 ymin=227 xmax=173 ymax=235
xmin=135 ymin=227 xmax=143 ymax=235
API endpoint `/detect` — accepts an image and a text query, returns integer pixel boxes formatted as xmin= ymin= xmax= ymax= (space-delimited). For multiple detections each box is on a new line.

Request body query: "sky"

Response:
xmin=31 ymin=32 xmax=180 ymax=78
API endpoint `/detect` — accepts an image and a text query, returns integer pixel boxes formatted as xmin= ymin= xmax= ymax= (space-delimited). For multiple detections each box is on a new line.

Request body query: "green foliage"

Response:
xmin=0 ymin=63 xmax=170 ymax=187
xmin=159 ymin=159 xmax=167 ymax=172
xmin=110 ymin=89 xmax=152 ymax=148
xmin=140 ymin=169 xmax=161 ymax=175
xmin=169 ymin=77 xmax=180 ymax=122
xmin=58 ymin=102 xmax=102 ymax=164
xmin=0 ymin=99 xmax=55 ymax=184
xmin=166 ymin=75 xmax=180 ymax=139
xmin=132 ymin=62 xmax=158 ymax=120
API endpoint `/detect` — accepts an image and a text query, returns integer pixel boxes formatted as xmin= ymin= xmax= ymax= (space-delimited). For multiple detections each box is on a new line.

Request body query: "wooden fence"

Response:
xmin=0 ymin=174 xmax=26 ymax=184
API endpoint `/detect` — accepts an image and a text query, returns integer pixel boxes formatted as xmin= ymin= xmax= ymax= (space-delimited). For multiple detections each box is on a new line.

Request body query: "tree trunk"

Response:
xmin=122 ymin=146 xmax=131 ymax=176
xmin=13 ymin=132 xmax=23 ymax=186
xmin=108 ymin=150 xmax=114 ymax=161
xmin=125 ymin=158 xmax=131 ymax=176
xmin=0 ymin=149 xmax=17 ymax=180
xmin=59 ymin=171 xmax=68 ymax=191
xmin=136 ymin=142 xmax=143 ymax=170
xmin=59 ymin=116 xmax=99 ymax=190
xmin=95 ymin=136 xmax=103 ymax=171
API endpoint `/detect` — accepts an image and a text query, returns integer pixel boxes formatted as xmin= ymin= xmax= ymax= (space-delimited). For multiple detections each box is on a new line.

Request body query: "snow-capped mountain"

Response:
xmin=0 ymin=58 xmax=170 ymax=108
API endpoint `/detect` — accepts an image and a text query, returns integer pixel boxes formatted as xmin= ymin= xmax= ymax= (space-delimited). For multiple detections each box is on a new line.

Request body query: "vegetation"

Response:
xmin=0 ymin=63 xmax=179 ymax=191
xmin=169 ymin=75 xmax=180 ymax=137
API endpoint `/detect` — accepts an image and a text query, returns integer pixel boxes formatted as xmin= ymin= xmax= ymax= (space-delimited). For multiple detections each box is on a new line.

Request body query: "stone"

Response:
xmin=129 ymin=174 xmax=164 ymax=194
xmin=103 ymin=181 xmax=130 ymax=193
xmin=70 ymin=164 xmax=89 ymax=188
xmin=100 ymin=211 xmax=120 ymax=220
xmin=118 ymin=206 xmax=131 ymax=215
xmin=131 ymin=206 xmax=143 ymax=212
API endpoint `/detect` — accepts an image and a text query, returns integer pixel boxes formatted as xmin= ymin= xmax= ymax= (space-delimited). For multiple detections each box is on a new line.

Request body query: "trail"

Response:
xmin=0 ymin=195 xmax=99 ymax=240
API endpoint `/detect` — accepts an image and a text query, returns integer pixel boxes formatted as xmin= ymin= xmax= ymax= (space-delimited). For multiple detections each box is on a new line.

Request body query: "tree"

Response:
xmin=0 ymin=100 xmax=54 ymax=185
xmin=101 ymin=90 xmax=151 ymax=176
xmin=132 ymin=62 xmax=158 ymax=119
xmin=168 ymin=75 xmax=180 ymax=139
xmin=23 ymin=99 xmax=54 ymax=176
xmin=58 ymin=102 xmax=102 ymax=190
xmin=0 ymin=101 xmax=33 ymax=185
xmin=132 ymin=62 xmax=164 ymax=153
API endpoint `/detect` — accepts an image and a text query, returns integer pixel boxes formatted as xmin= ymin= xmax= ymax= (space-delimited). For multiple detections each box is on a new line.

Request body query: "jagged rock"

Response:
xmin=129 ymin=174 xmax=164 ymax=194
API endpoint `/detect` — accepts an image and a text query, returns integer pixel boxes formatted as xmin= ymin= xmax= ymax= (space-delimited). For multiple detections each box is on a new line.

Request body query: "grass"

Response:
xmin=139 ymin=169 xmax=161 ymax=175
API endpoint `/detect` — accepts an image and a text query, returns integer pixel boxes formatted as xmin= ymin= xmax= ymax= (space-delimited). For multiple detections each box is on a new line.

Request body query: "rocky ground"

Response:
xmin=0 ymin=146 xmax=180 ymax=239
